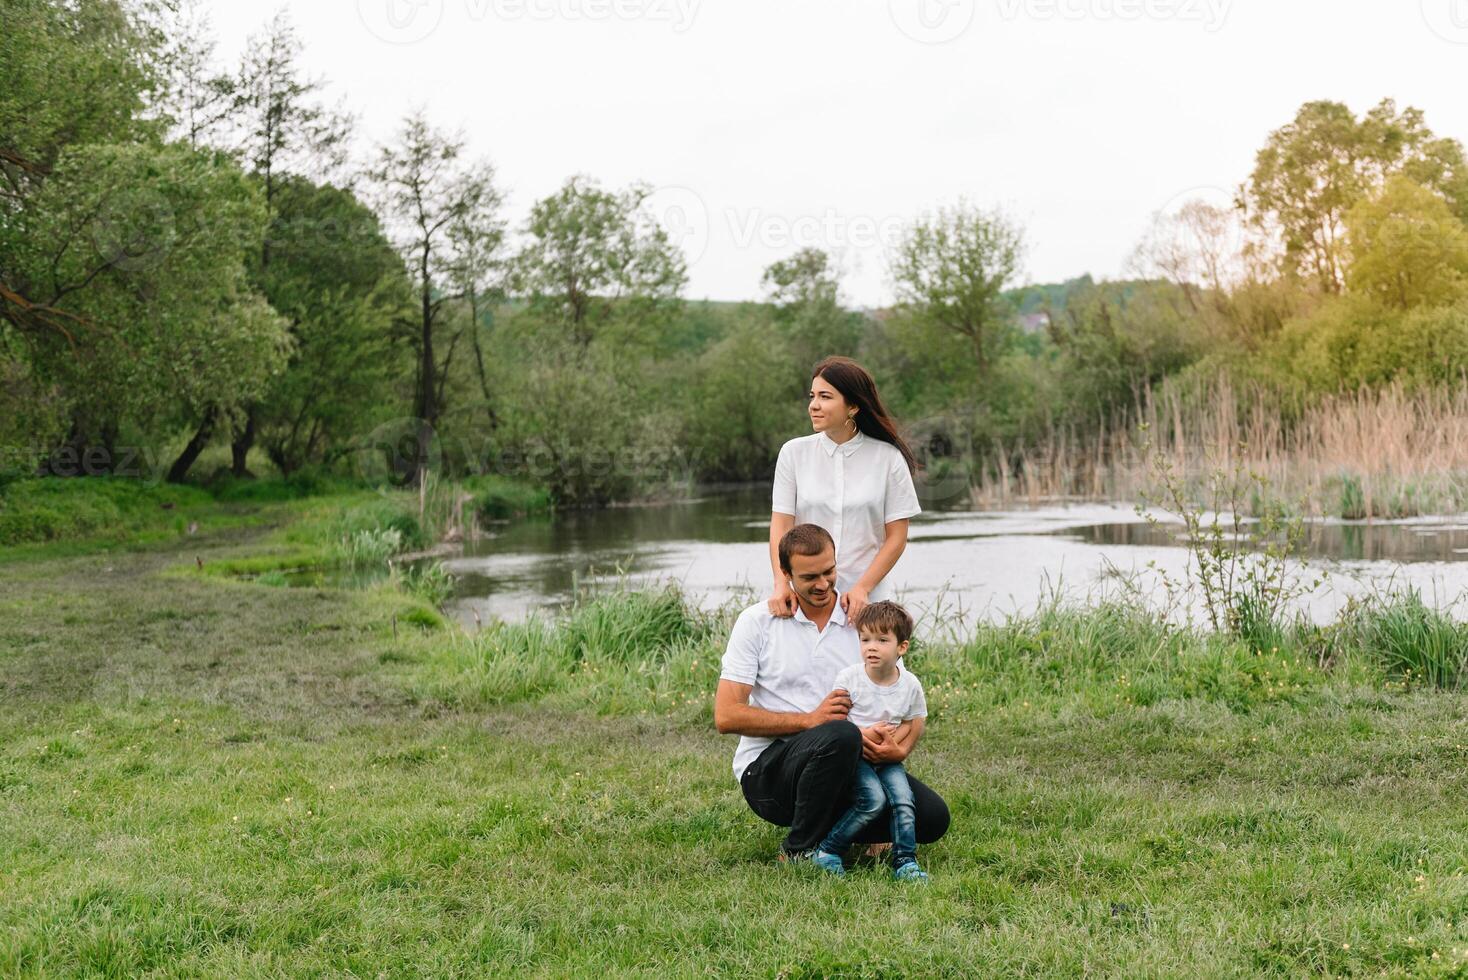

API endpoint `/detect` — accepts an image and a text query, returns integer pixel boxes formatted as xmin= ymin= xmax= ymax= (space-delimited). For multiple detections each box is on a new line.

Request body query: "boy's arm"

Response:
xmin=891 ymin=717 xmax=924 ymax=758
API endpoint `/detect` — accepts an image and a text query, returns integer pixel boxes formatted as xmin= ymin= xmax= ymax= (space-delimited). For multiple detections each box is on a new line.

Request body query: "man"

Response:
xmin=714 ymin=523 xmax=950 ymax=861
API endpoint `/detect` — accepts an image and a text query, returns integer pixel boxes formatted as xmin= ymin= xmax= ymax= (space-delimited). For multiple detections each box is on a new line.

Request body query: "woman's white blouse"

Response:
xmin=772 ymin=431 xmax=921 ymax=599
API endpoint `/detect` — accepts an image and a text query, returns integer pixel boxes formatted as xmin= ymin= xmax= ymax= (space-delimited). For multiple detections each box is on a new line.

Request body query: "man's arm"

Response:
xmin=714 ymin=679 xmax=851 ymax=736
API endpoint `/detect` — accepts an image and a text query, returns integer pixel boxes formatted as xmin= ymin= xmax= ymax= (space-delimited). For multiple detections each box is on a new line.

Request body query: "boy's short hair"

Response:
xmin=778 ymin=523 xmax=834 ymax=573
xmin=854 ymin=600 xmax=914 ymax=643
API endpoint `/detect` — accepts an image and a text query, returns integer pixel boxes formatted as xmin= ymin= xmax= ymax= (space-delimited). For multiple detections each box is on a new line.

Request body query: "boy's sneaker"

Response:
xmin=810 ymin=850 xmax=846 ymax=876
xmin=892 ymin=859 xmax=929 ymax=883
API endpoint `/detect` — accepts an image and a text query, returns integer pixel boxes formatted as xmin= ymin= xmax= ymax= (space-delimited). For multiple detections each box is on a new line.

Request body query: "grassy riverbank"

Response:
xmin=0 ymin=473 xmax=550 ymax=557
xmin=7 ymin=507 xmax=1468 ymax=975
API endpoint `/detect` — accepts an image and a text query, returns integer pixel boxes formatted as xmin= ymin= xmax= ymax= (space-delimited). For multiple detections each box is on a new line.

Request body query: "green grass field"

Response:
xmin=6 ymin=505 xmax=1468 ymax=976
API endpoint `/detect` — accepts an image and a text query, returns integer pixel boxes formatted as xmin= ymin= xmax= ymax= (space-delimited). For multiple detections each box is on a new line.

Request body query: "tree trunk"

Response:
xmin=168 ymin=409 xmax=217 ymax=484
xmin=470 ymin=293 xmax=500 ymax=431
xmin=409 ymin=247 xmax=436 ymax=487
xmin=230 ymin=406 xmax=258 ymax=478
xmin=37 ymin=419 xmax=85 ymax=478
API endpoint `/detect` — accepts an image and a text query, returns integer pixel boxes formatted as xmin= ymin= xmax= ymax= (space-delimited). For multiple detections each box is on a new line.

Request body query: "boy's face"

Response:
xmin=859 ymin=625 xmax=908 ymax=672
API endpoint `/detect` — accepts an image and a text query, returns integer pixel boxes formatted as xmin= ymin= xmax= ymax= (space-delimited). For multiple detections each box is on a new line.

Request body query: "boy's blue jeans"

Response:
xmin=817 ymin=761 xmax=918 ymax=865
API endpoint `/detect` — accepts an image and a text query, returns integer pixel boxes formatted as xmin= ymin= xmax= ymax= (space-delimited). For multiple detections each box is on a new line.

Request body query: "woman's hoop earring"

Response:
xmin=846 ymin=415 xmax=857 ymax=432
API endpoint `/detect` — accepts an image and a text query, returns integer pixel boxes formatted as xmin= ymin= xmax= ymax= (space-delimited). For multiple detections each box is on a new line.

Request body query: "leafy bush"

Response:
xmin=394 ymin=561 xmax=456 ymax=607
xmin=338 ymin=528 xmax=404 ymax=569
xmin=464 ymin=475 xmax=552 ymax=521
xmin=211 ymin=469 xmax=357 ymax=503
xmin=331 ymin=499 xmax=426 ymax=551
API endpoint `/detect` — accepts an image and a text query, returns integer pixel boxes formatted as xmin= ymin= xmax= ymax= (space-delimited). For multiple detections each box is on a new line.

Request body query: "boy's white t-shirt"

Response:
xmin=834 ymin=663 xmax=927 ymax=728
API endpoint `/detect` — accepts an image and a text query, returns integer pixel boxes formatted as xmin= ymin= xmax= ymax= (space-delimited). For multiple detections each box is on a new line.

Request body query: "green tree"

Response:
xmin=370 ymin=112 xmax=502 ymax=486
xmin=211 ymin=10 xmax=352 ymax=475
xmin=0 ymin=0 xmax=161 ymax=339
xmin=445 ymin=176 xmax=508 ymax=434
xmin=686 ymin=313 xmax=804 ymax=481
xmin=7 ymin=142 xmax=290 ymax=479
xmin=512 ymin=176 xmax=686 ymax=348
xmin=1345 ymin=176 xmax=1468 ymax=311
xmin=1242 ymin=99 xmax=1468 ymax=294
xmin=761 ymin=248 xmax=862 ymax=378
xmin=251 ymin=177 xmax=413 ymax=476
xmin=1047 ymin=280 xmax=1206 ymax=421
xmin=152 ymin=0 xmax=235 ymax=150
xmin=889 ymin=202 xmax=1027 ymax=385
xmin=490 ymin=336 xmax=683 ymax=505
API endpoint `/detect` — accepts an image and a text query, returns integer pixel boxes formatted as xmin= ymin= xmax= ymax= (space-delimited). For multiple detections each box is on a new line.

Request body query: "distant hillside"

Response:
xmin=1006 ymin=276 xmax=1095 ymax=314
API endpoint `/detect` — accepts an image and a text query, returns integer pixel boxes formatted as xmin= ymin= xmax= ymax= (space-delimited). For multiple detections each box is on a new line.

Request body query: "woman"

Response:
xmin=767 ymin=357 xmax=921 ymax=623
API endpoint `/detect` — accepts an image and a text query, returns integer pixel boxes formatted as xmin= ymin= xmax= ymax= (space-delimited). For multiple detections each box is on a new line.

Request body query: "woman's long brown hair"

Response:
xmin=811 ymin=356 xmax=919 ymax=476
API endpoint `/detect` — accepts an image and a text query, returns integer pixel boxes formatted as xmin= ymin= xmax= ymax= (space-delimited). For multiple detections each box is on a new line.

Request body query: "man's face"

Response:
xmin=785 ymin=547 xmax=837 ymax=608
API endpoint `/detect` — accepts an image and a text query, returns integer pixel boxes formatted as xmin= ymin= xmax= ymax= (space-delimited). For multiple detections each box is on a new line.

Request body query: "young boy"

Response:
xmin=812 ymin=600 xmax=930 ymax=881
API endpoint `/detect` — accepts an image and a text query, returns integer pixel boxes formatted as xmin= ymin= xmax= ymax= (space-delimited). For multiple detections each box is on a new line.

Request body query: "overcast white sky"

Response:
xmin=201 ymin=0 xmax=1468 ymax=306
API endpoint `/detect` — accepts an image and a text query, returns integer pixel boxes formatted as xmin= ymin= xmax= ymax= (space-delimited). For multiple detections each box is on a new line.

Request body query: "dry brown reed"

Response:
xmin=971 ymin=379 xmax=1468 ymax=517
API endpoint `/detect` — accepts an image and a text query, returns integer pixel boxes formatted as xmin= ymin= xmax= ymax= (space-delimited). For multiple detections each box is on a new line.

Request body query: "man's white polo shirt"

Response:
xmin=718 ymin=597 xmax=862 ymax=782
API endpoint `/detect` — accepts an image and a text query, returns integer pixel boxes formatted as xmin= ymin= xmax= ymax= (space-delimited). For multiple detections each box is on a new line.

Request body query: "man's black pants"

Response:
xmin=739 ymin=720 xmax=950 ymax=855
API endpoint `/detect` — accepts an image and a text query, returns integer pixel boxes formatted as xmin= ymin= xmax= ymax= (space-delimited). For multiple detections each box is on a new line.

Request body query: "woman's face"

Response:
xmin=808 ymin=374 xmax=853 ymax=433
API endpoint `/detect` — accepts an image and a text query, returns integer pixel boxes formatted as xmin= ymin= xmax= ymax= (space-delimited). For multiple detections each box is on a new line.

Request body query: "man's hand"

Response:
xmin=804 ymin=688 xmax=852 ymax=729
xmin=861 ymin=723 xmax=907 ymax=763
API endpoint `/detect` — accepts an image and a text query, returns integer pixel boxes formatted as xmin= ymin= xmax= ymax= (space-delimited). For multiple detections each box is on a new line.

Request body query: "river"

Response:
xmin=439 ymin=485 xmax=1468 ymax=632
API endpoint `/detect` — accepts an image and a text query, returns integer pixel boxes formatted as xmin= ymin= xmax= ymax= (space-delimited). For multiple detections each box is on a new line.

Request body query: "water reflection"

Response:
xmin=1068 ymin=519 xmax=1468 ymax=563
xmin=436 ymin=486 xmax=1468 ymax=628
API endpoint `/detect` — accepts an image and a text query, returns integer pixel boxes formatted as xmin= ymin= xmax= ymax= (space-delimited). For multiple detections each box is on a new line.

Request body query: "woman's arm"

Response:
xmin=841 ymin=518 xmax=910 ymax=621
xmin=767 ymin=511 xmax=796 ymax=616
